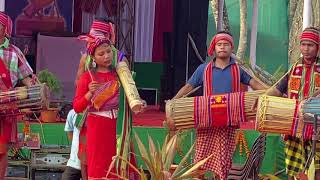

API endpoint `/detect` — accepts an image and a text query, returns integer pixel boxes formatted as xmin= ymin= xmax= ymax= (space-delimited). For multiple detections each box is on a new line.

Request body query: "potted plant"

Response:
xmin=37 ymin=69 xmax=63 ymax=122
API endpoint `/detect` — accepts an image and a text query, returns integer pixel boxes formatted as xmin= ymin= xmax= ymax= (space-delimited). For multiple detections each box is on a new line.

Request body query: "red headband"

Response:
xmin=208 ymin=33 xmax=234 ymax=56
xmin=300 ymin=30 xmax=319 ymax=45
xmin=87 ymin=36 xmax=111 ymax=55
xmin=0 ymin=12 xmax=12 ymax=37
xmin=78 ymin=34 xmax=111 ymax=55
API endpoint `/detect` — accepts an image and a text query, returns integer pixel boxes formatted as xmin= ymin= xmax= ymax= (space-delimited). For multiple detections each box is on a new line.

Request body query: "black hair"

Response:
xmin=94 ymin=17 xmax=114 ymax=24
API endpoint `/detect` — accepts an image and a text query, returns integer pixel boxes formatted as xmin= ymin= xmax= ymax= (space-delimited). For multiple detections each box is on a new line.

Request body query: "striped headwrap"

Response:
xmin=300 ymin=27 xmax=319 ymax=45
xmin=78 ymin=20 xmax=115 ymax=54
xmin=78 ymin=34 xmax=111 ymax=55
xmin=208 ymin=33 xmax=234 ymax=56
xmin=0 ymin=12 xmax=12 ymax=38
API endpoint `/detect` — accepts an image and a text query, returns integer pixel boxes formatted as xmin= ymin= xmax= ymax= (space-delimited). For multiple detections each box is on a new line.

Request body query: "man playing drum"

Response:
xmin=264 ymin=27 xmax=320 ymax=180
xmin=0 ymin=11 xmax=35 ymax=178
xmin=170 ymin=31 xmax=265 ymax=179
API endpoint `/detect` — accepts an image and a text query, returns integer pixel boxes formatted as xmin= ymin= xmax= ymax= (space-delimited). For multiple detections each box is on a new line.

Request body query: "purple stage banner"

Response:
xmin=5 ymin=0 xmax=73 ymax=36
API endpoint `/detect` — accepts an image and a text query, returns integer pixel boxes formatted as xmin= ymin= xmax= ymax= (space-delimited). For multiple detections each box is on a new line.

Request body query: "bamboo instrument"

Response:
xmin=255 ymin=95 xmax=304 ymax=136
xmin=302 ymin=97 xmax=320 ymax=114
xmin=166 ymin=90 xmax=266 ymax=130
xmin=116 ymin=61 xmax=144 ymax=113
xmin=0 ymin=84 xmax=49 ymax=115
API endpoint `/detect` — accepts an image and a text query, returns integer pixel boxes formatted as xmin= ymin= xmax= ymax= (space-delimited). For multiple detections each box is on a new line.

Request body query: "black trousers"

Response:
xmin=62 ymin=166 xmax=82 ymax=180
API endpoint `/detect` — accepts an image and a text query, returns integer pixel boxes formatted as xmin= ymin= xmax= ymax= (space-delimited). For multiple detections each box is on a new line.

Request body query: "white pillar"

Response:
xmin=0 ymin=0 xmax=5 ymax=11
xmin=303 ymin=0 xmax=312 ymax=30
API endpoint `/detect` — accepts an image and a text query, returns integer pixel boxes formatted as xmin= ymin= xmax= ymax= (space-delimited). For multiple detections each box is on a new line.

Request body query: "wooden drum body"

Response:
xmin=255 ymin=95 xmax=303 ymax=136
xmin=302 ymin=97 xmax=320 ymax=114
xmin=0 ymin=84 xmax=49 ymax=115
xmin=166 ymin=90 xmax=265 ymax=130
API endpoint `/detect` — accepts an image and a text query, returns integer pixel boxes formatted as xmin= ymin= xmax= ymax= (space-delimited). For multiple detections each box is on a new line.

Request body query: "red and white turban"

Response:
xmin=0 ymin=12 xmax=12 ymax=38
xmin=208 ymin=33 xmax=234 ymax=56
xmin=300 ymin=28 xmax=319 ymax=46
xmin=79 ymin=20 xmax=115 ymax=44
xmin=84 ymin=35 xmax=111 ymax=55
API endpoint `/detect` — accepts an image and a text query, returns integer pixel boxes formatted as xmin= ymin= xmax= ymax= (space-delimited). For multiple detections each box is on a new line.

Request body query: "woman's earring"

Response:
xmin=92 ymin=60 xmax=97 ymax=68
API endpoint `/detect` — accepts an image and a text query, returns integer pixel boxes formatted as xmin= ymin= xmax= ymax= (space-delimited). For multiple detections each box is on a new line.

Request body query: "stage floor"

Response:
xmin=132 ymin=105 xmax=165 ymax=127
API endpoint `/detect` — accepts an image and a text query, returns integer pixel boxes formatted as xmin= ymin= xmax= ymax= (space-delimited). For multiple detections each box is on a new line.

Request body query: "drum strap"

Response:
xmin=198 ymin=61 xmax=243 ymax=128
xmin=203 ymin=61 xmax=240 ymax=96
xmin=0 ymin=57 xmax=13 ymax=91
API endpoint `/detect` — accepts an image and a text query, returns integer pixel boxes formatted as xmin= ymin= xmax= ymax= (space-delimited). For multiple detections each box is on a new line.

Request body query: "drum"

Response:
xmin=302 ymin=97 xmax=320 ymax=114
xmin=116 ymin=61 xmax=144 ymax=113
xmin=166 ymin=90 xmax=266 ymax=130
xmin=255 ymin=95 xmax=303 ymax=136
xmin=0 ymin=84 xmax=49 ymax=115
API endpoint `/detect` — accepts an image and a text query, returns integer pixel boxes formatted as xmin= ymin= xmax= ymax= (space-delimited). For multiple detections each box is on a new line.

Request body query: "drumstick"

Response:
xmin=182 ymin=86 xmax=201 ymax=98
xmin=85 ymin=59 xmax=94 ymax=82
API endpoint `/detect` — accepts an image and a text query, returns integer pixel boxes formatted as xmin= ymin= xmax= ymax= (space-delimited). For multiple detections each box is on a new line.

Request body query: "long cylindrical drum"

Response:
xmin=0 ymin=84 xmax=49 ymax=115
xmin=116 ymin=61 xmax=144 ymax=113
xmin=255 ymin=95 xmax=305 ymax=137
xmin=302 ymin=97 xmax=320 ymax=114
xmin=166 ymin=90 xmax=266 ymax=130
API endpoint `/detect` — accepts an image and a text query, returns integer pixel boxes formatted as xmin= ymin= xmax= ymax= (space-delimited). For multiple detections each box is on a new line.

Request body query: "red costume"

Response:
xmin=74 ymin=70 xmax=119 ymax=178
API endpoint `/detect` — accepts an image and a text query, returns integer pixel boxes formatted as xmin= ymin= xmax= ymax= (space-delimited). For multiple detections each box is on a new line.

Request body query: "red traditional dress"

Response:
xmin=76 ymin=23 xmax=138 ymax=179
xmin=74 ymin=70 xmax=119 ymax=179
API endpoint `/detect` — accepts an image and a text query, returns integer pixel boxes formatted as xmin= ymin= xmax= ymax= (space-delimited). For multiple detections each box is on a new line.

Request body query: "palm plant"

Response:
xmin=107 ymin=133 xmax=213 ymax=180
xmin=237 ymin=57 xmax=286 ymax=88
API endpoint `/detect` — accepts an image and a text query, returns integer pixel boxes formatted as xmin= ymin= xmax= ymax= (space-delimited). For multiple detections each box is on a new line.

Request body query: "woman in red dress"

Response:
xmin=73 ymin=37 xmax=120 ymax=179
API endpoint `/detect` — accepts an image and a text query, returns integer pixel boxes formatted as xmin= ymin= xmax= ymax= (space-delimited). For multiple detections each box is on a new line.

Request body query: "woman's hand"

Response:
xmin=133 ymin=100 xmax=147 ymax=114
xmin=88 ymin=81 xmax=100 ymax=93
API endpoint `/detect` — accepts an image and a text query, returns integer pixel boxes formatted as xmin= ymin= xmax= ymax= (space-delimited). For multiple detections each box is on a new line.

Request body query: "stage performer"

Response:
xmin=75 ymin=18 xmax=138 ymax=179
xmin=0 ymin=11 xmax=34 ymax=178
xmin=170 ymin=31 xmax=265 ymax=179
xmin=263 ymin=27 xmax=320 ymax=180
xmin=73 ymin=33 xmax=143 ymax=178
xmin=75 ymin=18 xmax=124 ymax=86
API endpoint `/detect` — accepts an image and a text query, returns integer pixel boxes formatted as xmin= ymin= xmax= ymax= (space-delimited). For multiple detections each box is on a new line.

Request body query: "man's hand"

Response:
xmin=251 ymin=97 xmax=259 ymax=112
xmin=164 ymin=118 xmax=176 ymax=131
xmin=298 ymin=99 xmax=311 ymax=124
xmin=21 ymin=76 xmax=35 ymax=87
